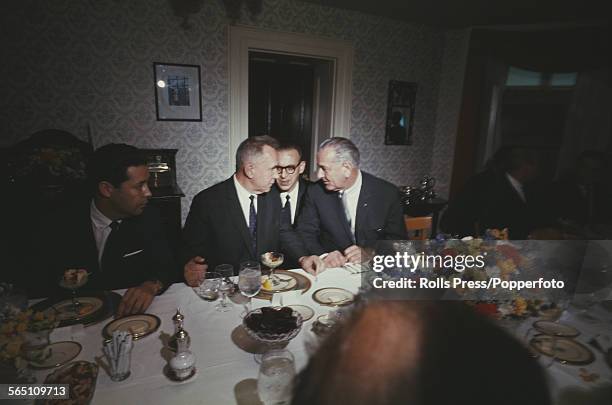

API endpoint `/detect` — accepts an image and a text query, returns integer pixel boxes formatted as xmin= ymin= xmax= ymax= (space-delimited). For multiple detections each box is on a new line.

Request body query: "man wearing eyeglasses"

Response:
xmin=276 ymin=143 xmax=310 ymax=228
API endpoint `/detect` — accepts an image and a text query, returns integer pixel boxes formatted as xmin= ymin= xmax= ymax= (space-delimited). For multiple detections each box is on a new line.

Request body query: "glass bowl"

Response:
xmin=242 ymin=307 xmax=303 ymax=344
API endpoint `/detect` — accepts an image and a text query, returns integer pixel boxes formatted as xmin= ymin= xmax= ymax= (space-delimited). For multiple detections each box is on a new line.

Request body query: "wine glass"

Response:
xmin=238 ymin=261 xmax=262 ymax=313
xmin=261 ymin=252 xmax=284 ymax=286
xmin=58 ymin=269 xmax=89 ymax=313
xmin=215 ymin=264 xmax=235 ymax=312
xmin=194 ymin=272 xmax=221 ymax=301
xmin=257 ymin=349 xmax=296 ymax=405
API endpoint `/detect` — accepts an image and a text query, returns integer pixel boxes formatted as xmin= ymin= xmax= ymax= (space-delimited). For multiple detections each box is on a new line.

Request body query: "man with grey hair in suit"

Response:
xmin=281 ymin=137 xmax=405 ymax=275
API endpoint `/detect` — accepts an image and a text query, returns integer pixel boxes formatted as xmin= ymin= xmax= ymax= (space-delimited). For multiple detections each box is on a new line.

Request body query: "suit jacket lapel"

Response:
xmin=355 ymin=175 xmax=370 ymax=245
xmin=225 ymin=179 xmax=255 ymax=256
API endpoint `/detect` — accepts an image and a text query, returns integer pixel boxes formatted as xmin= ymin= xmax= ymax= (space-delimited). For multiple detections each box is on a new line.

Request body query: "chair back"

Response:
xmin=404 ymin=215 xmax=432 ymax=240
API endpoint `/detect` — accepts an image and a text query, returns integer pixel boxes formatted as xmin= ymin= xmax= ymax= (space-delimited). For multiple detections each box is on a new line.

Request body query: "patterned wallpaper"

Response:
xmin=0 ymin=0 xmax=468 ymax=221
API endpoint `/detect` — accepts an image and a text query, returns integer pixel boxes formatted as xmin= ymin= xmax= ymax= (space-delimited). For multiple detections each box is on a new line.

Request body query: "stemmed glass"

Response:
xmin=194 ymin=272 xmax=222 ymax=301
xmin=215 ymin=264 xmax=235 ymax=312
xmin=261 ymin=252 xmax=284 ymax=286
xmin=58 ymin=269 xmax=89 ymax=313
xmin=238 ymin=261 xmax=262 ymax=313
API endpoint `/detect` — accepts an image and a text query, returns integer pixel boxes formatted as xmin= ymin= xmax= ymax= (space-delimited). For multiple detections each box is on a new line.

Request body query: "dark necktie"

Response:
xmin=281 ymin=195 xmax=292 ymax=227
xmin=249 ymin=195 xmax=257 ymax=254
xmin=101 ymin=221 xmax=120 ymax=272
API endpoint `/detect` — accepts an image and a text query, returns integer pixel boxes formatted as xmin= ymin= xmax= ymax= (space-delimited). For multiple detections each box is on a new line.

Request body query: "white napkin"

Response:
xmin=271 ymin=290 xmax=302 ymax=307
xmin=343 ymin=262 xmax=369 ymax=274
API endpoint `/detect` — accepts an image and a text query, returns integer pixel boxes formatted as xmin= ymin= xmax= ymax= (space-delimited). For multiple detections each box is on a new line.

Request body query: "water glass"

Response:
xmin=257 ymin=349 xmax=296 ymax=405
xmin=215 ymin=264 xmax=235 ymax=312
xmin=194 ymin=272 xmax=221 ymax=301
xmin=238 ymin=261 xmax=261 ymax=312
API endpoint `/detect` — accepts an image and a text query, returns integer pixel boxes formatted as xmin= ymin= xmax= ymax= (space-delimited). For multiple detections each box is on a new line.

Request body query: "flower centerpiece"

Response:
xmin=0 ymin=308 xmax=57 ymax=375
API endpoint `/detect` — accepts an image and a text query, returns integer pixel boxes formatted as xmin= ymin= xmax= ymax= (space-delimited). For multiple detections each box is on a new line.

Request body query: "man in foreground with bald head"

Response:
xmin=182 ymin=135 xmax=281 ymax=285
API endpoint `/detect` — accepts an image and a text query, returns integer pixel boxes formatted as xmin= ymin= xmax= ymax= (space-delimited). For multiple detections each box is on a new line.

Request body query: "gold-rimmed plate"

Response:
xmin=50 ymin=297 xmax=104 ymax=322
xmin=312 ymin=287 xmax=355 ymax=307
xmin=261 ymin=272 xmax=299 ymax=293
xmin=530 ymin=335 xmax=594 ymax=365
xmin=287 ymin=304 xmax=315 ymax=321
xmin=28 ymin=341 xmax=82 ymax=369
xmin=102 ymin=314 xmax=160 ymax=340
xmin=533 ymin=321 xmax=580 ymax=337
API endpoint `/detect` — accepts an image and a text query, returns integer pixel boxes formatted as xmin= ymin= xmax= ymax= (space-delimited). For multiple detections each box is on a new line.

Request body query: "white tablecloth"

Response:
xmin=32 ymin=268 xmax=612 ymax=405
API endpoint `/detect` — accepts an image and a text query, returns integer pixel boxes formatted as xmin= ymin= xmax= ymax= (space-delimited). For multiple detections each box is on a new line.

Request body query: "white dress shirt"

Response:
xmin=279 ymin=182 xmax=300 ymax=225
xmin=342 ymin=171 xmax=363 ymax=237
xmin=233 ymin=175 xmax=258 ymax=228
xmin=90 ymin=200 xmax=122 ymax=267
xmin=505 ymin=173 xmax=527 ymax=203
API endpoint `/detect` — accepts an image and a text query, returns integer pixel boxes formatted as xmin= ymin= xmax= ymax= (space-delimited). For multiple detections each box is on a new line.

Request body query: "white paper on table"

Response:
xmin=271 ymin=290 xmax=302 ymax=307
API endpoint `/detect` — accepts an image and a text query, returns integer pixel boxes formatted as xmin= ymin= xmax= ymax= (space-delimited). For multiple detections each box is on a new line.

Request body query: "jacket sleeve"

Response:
xmin=294 ymin=188 xmax=327 ymax=256
xmin=383 ymin=187 xmax=406 ymax=240
xmin=180 ymin=193 xmax=212 ymax=267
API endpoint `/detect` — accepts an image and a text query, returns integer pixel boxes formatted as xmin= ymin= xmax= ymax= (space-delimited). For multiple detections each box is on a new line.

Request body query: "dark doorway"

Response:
xmin=249 ymin=52 xmax=332 ymax=173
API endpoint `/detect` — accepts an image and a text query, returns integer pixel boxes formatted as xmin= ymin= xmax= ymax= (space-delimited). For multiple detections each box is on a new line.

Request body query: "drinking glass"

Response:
xmin=194 ymin=272 xmax=221 ymax=301
xmin=215 ymin=264 xmax=235 ymax=312
xmin=257 ymin=349 xmax=296 ymax=405
xmin=238 ymin=261 xmax=262 ymax=313
xmin=261 ymin=252 xmax=284 ymax=285
xmin=58 ymin=269 xmax=89 ymax=313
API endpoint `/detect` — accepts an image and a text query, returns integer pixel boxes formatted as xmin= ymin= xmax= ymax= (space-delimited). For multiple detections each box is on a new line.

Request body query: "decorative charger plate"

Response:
xmin=255 ymin=270 xmax=312 ymax=300
xmin=533 ymin=321 xmax=580 ymax=337
xmin=312 ymin=287 xmax=355 ymax=307
xmin=287 ymin=304 xmax=315 ymax=321
xmin=29 ymin=341 xmax=82 ymax=369
xmin=261 ymin=272 xmax=299 ymax=293
xmin=31 ymin=291 xmax=121 ymax=327
xmin=51 ymin=297 xmax=104 ymax=322
xmin=39 ymin=361 xmax=98 ymax=405
xmin=102 ymin=314 xmax=161 ymax=340
xmin=530 ymin=335 xmax=594 ymax=365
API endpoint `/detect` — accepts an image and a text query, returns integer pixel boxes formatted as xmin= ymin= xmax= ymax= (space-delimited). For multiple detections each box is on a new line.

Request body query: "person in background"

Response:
xmin=41 ymin=143 xmax=174 ymax=316
xmin=292 ymin=300 xmax=551 ymax=405
xmin=441 ymin=146 xmax=554 ymax=239
xmin=282 ymin=137 xmax=404 ymax=275
xmin=182 ymin=135 xmax=281 ymax=285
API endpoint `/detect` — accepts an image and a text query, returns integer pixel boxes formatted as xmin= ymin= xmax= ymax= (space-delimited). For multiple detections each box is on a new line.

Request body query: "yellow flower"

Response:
xmin=33 ymin=312 xmax=44 ymax=321
xmin=1 ymin=322 xmax=15 ymax=335
xmin=15 ymin=323 xmax=27 ymax=334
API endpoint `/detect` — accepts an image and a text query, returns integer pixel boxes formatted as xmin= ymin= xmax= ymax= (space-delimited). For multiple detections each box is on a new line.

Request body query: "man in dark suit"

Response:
xmin=440 ymin=146 xmax=554 ymax=239
xmin=182 ymin=135 xmax=281 ymax=285
xmin=282 ymin=137 xmax=405 ymax=274
xmin=42 ymin=144 xmax=174 ymax=316
xmin=276 ymin=143 xmax=310 ymax=228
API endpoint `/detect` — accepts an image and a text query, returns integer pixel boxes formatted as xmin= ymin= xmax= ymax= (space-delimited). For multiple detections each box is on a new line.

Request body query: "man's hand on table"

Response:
xmin=184 ymin=256 xmax=208 ymax=287
xmin=116 ymin=280 xmax=161 ymax=317
xmin=344 ymin=245 xmax=373 ymax=264
xmin=323 ymin=250 xmax=346 ymax=268
xmin=299 ymin=255 xmax=326 ymax=276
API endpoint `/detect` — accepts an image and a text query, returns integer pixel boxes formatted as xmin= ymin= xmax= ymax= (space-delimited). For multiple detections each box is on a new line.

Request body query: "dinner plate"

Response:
xmin=51 ymin=296 xmax=105 ymax=322
xmin=102 ymin=314 xmax=160 ymax=340
xmin=261 ymin=273 xmax=299 ymax=293
xmin=533 ymin=321 xmax=580 ymax=337
xmin=312 ymin=288 xmax=355 ymax=306
xmin=287 ymin=304 xmax=315 ymax=321
xmin=530 ymin=335 xmax=594 ymax=365
xmin=29 ymin=341 xmax=82 ymax=369
xmin=32 ymin=291 xmax=121 ymax=327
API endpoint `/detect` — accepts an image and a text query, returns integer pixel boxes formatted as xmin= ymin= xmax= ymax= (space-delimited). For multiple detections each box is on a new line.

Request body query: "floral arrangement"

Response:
xmin=11 ymin=146 xmax=87 ymax=184
xmin=0 ymin=309 xmax=56 ymax=363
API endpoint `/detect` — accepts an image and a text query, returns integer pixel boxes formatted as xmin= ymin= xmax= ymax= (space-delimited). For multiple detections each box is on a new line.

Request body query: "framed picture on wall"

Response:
xmin=385 ymin=80 xmax=417 ymax=145
xmin=154 ymin=62 xmax=202 ymax=121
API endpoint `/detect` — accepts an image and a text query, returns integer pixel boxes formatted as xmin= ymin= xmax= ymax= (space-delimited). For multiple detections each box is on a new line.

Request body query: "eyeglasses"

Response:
xmin=275 ymin=165 xmax=298 ymax=175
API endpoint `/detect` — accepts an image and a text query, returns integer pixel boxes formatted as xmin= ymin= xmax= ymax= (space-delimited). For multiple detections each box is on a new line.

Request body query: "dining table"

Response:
xmin=26 ymin=267 xmax=612 ymax=405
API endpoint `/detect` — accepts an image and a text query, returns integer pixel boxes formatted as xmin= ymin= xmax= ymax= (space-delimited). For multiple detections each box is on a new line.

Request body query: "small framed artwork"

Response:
xmin=385 ymin=80 xmax=417 ymax=145
xmin=154 ymin=62 xmax=202 ymax=121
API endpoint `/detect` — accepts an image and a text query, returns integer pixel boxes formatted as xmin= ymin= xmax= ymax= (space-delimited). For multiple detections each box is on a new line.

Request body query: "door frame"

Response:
xmin=228 ymin=25 xmax=353 ymax=173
